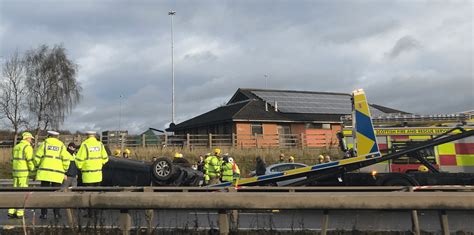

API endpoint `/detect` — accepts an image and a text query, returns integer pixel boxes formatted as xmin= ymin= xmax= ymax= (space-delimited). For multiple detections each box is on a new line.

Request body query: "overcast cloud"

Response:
xmin=0 ymin=0 xmax=472 ymax=133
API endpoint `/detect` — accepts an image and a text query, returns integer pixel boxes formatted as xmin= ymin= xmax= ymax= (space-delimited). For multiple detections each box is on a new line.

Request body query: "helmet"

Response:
xmin=214 ymin=148 xmax=221 ymax=155
xmin=22 ymin=132 xmax=34 ymax=140
xmin=124 ymin=149 xmax=131 ymax=155
xmin=418 ymin=165 xmax=429 ymax=172
xmin=228 ymin=157 xmax=234 ymax=163
xmin=289 ymin=156 xmax=295 ymax=161
xmin=318 ymin=155 xmax=324 ymax=160
xmin=113 ymin=149 xmax=121 ymax=156
xmin=174 ymin=152 xmax=183 ymax=158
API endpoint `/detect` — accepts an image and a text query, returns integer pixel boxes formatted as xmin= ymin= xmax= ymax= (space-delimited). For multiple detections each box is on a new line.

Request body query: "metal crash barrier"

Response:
xmin=0 ymin=186 xmax=473 ymax=235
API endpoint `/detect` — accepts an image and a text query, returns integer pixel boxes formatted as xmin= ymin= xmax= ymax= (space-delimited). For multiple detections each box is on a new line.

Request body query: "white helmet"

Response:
xmin=228 ymin=157 xmax=234 ymax=163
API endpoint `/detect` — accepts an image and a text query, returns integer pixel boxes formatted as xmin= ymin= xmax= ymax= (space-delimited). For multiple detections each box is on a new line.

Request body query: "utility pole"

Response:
xmin=264 ymin=74 xmax=269 ymax=89
xmin=119 ymin=94 xmax=123 ymax=131
xmin=169 ymin=10 xmax=176 ymax=124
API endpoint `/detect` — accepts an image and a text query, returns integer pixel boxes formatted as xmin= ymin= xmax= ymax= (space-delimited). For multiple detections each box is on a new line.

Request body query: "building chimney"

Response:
xmin=265 ymin=102 xmax=268 ymax=111
xmin=274 ymin=101 xmax=278 ymax=112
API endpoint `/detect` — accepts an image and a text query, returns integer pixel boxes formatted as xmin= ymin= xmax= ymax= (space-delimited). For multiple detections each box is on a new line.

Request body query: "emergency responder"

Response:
xmin=418 ymin=165 xmax=429 ymax=172
xmin=113 ymin=149 xmax=121 ymax=157
xmin=288 ymin=156 xmax=295 ymax=163
xmin=75 ymin=131 xmax=108 ymax=218
xmin=221 ymin=156 xmax=233 ymax=183
xmin=203 ymin=153 xmax=211 ymax=184
xmin=34 ymin=131 xmax=71 ymax=220
xmin=123 ymin=148 xmax=131 ymax=158
xmin=75 ymin=131 xmax=108 ymax=186
xmin=205 ymin=148 xmax=222 ymax=185
xmin=173 ymin=152 xmax=191 ymax=167
xmin=318 ymin=155 xmax=325 ymax=164
xmin=62 ymin=143 xmax=79 ymax=188
xmin=228 ymin=157 xmax=241 ymax=182
xmin=8 ymin=132 xmax=35 ymax=219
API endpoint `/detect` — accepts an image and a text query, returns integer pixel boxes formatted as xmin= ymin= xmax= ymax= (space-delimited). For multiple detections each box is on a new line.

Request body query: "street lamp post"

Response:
xmin=168 ymin=10 xmax=176 ymax=124
xmin=264 ymin=74 xmax=269 ymax=89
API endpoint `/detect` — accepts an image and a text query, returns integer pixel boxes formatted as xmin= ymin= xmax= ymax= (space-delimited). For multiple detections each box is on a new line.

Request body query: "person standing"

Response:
xmin=324 ymin=155 xmax=332 ymax=163
xmin=205 ymin=148 xmax=222 ymax=185
xmin=203 ymin=153 xmax=211 ymax=185
xmin=318 ymin=155 xmax=325 ymax=164
xmin=255 ymin=157 xmax=266 ymax=176
xmin=75 ymin=131 xmax=108 ymax=186
xmin=75 ymin=131 xmax=108 ymax=218
xmin=8 ymin=132 xmax=35 ymax=219
xmin=34 ymin=131 xmax=71 ymax=220
xmin=197 ymin=155 xmax=205 ymax=173
xmin=62 ymin=143 xmax=79 ymax=188
xmin=278 ymin=153 xmax=285 ymax=163
xmin=220 ymin=156 xmax=233 ymax=183
xmin=123 ymin=148 xmax=131 ymax=158
xmin=288 ymin=156 xmax=295 ymax=163
xmin=228 ymin=157 xmax=240 ymax=182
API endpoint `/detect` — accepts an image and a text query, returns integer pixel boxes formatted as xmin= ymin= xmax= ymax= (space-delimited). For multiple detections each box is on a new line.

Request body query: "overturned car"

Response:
xmin=100 ymin=157 xmax=203 ymax=186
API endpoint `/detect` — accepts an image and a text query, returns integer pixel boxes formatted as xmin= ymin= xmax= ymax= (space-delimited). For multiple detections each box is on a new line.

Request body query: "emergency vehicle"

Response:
xmin=342 ymin=118 xmax=474 ymax=174
xmin=212 ymin=89 xmax=474 ymax=187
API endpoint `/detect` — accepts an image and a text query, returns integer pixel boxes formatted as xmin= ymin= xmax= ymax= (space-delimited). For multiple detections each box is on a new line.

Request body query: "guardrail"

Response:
xmin=0 ymin=186 xmax=472 ymax=235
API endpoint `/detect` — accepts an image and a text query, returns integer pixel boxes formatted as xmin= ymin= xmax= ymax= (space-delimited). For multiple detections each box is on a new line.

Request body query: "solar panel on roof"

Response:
xmin=252 ymin=90 xmax=352 ymax=114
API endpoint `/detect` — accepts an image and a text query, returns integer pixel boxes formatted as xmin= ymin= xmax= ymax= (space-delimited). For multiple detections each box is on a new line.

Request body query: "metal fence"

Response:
xmin=0 ymin=133 xmax=338 ymax=149
xmin=0 ymin=186 xmax=472 ymax=235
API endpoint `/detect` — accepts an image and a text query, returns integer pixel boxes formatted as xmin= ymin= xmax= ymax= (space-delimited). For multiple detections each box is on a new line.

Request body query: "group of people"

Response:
xmin=278 ymin=153 xmax=331 ymax=164
xmin=195 ymin=148 xmax=241 ymax=185
xmin=112 ymin=148 xmax=132 ymax=158
xmin=8 ymin=130 xmax=108 ymax=219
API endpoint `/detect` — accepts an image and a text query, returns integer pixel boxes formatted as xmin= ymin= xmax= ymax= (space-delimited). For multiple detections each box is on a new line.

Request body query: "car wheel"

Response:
xmin=151 ymin=157 xmax=175 ymax=181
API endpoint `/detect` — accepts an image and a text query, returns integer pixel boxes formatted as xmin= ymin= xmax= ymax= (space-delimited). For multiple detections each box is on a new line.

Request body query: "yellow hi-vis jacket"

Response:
xmin=221 ymin=162 xmax=233 ymax=182
xmin=34 ymin=137 xmax=71 ymax=183
xmin=75 ymin=137 xmax=109 ymax=183
xmin=205 ymin=156 xmax=221 ymax=178
xmin=12 ymin=140 xmax=35 ymax=177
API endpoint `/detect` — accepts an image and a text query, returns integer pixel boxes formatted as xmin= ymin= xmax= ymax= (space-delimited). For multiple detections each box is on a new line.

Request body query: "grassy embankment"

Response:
xmin=0 ymin=147 xmax=341 ymax=178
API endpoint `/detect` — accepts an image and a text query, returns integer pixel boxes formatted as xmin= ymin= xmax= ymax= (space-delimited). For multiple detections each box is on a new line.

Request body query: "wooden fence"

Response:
xmin=0 ymin=133 xmax=339 ymax=149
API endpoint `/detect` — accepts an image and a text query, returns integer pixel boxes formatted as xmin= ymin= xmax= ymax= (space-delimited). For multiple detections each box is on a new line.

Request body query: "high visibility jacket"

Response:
xmin=34 ymin=137 xmax=71 ymax=184
xmin=75 ymin=137 xmax=109 ymax=183
xmin=203 ymin=156 xmax=211 ymax=175
xmin=11 ymin=140 xmax=35 ymax=177
xmin=221 ymin=162 xmax=233 ymax=182
xmin=232 ymin=162 xmax=241 ymax=179
xmin=205 ymin=156 xmax=221 ymax=177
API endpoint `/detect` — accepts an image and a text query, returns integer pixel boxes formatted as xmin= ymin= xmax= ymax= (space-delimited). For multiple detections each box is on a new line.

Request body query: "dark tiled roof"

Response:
xmin=168 ymin=100 xmax=250 ymax=131
xmin=168 ymin=88 xmax=409 ymax=131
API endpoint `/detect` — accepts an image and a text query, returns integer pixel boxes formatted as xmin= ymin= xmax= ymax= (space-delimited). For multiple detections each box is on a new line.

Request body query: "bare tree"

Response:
xmin=0 ymin=50 xmax=28 ymax=144
xmin=24 ymin=44 xmax=82 ymax=136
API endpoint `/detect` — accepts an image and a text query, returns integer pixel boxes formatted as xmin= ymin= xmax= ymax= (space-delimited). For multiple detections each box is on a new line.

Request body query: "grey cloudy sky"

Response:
xmin=0 ymin=0 xmax=472 ymax=133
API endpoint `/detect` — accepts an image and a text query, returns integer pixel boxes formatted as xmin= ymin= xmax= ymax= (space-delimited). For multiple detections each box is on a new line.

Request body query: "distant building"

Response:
xmin=101 ymin=130 xmax=128 ymax=146
xmin=166 ymin=88 xmax=408 ymax=147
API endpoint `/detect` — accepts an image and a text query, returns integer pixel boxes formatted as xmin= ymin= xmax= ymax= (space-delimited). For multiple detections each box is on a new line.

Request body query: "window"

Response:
xmin=251 ymin=123 xmax=263 ymax=135
xmin=270 ymin=163 xmax=306 ymax=172
xmin=305 ymin=123 xmax=331 ymax=129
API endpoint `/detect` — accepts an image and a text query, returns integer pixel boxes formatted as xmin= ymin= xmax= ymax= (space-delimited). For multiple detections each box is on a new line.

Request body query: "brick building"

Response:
xmin=167 ymin=88 xmax=407 ymax=147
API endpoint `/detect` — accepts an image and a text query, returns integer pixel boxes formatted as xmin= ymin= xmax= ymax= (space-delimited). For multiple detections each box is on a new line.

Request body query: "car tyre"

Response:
xmin=151 ymin=157 xmax=175 ymax=181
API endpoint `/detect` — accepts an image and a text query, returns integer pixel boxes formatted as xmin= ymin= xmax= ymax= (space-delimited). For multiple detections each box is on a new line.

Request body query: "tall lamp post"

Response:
xmin=169 ymin=10 xmax=176 ymax=124
xmin=264 ymin=74 xmax=269 ymax=89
